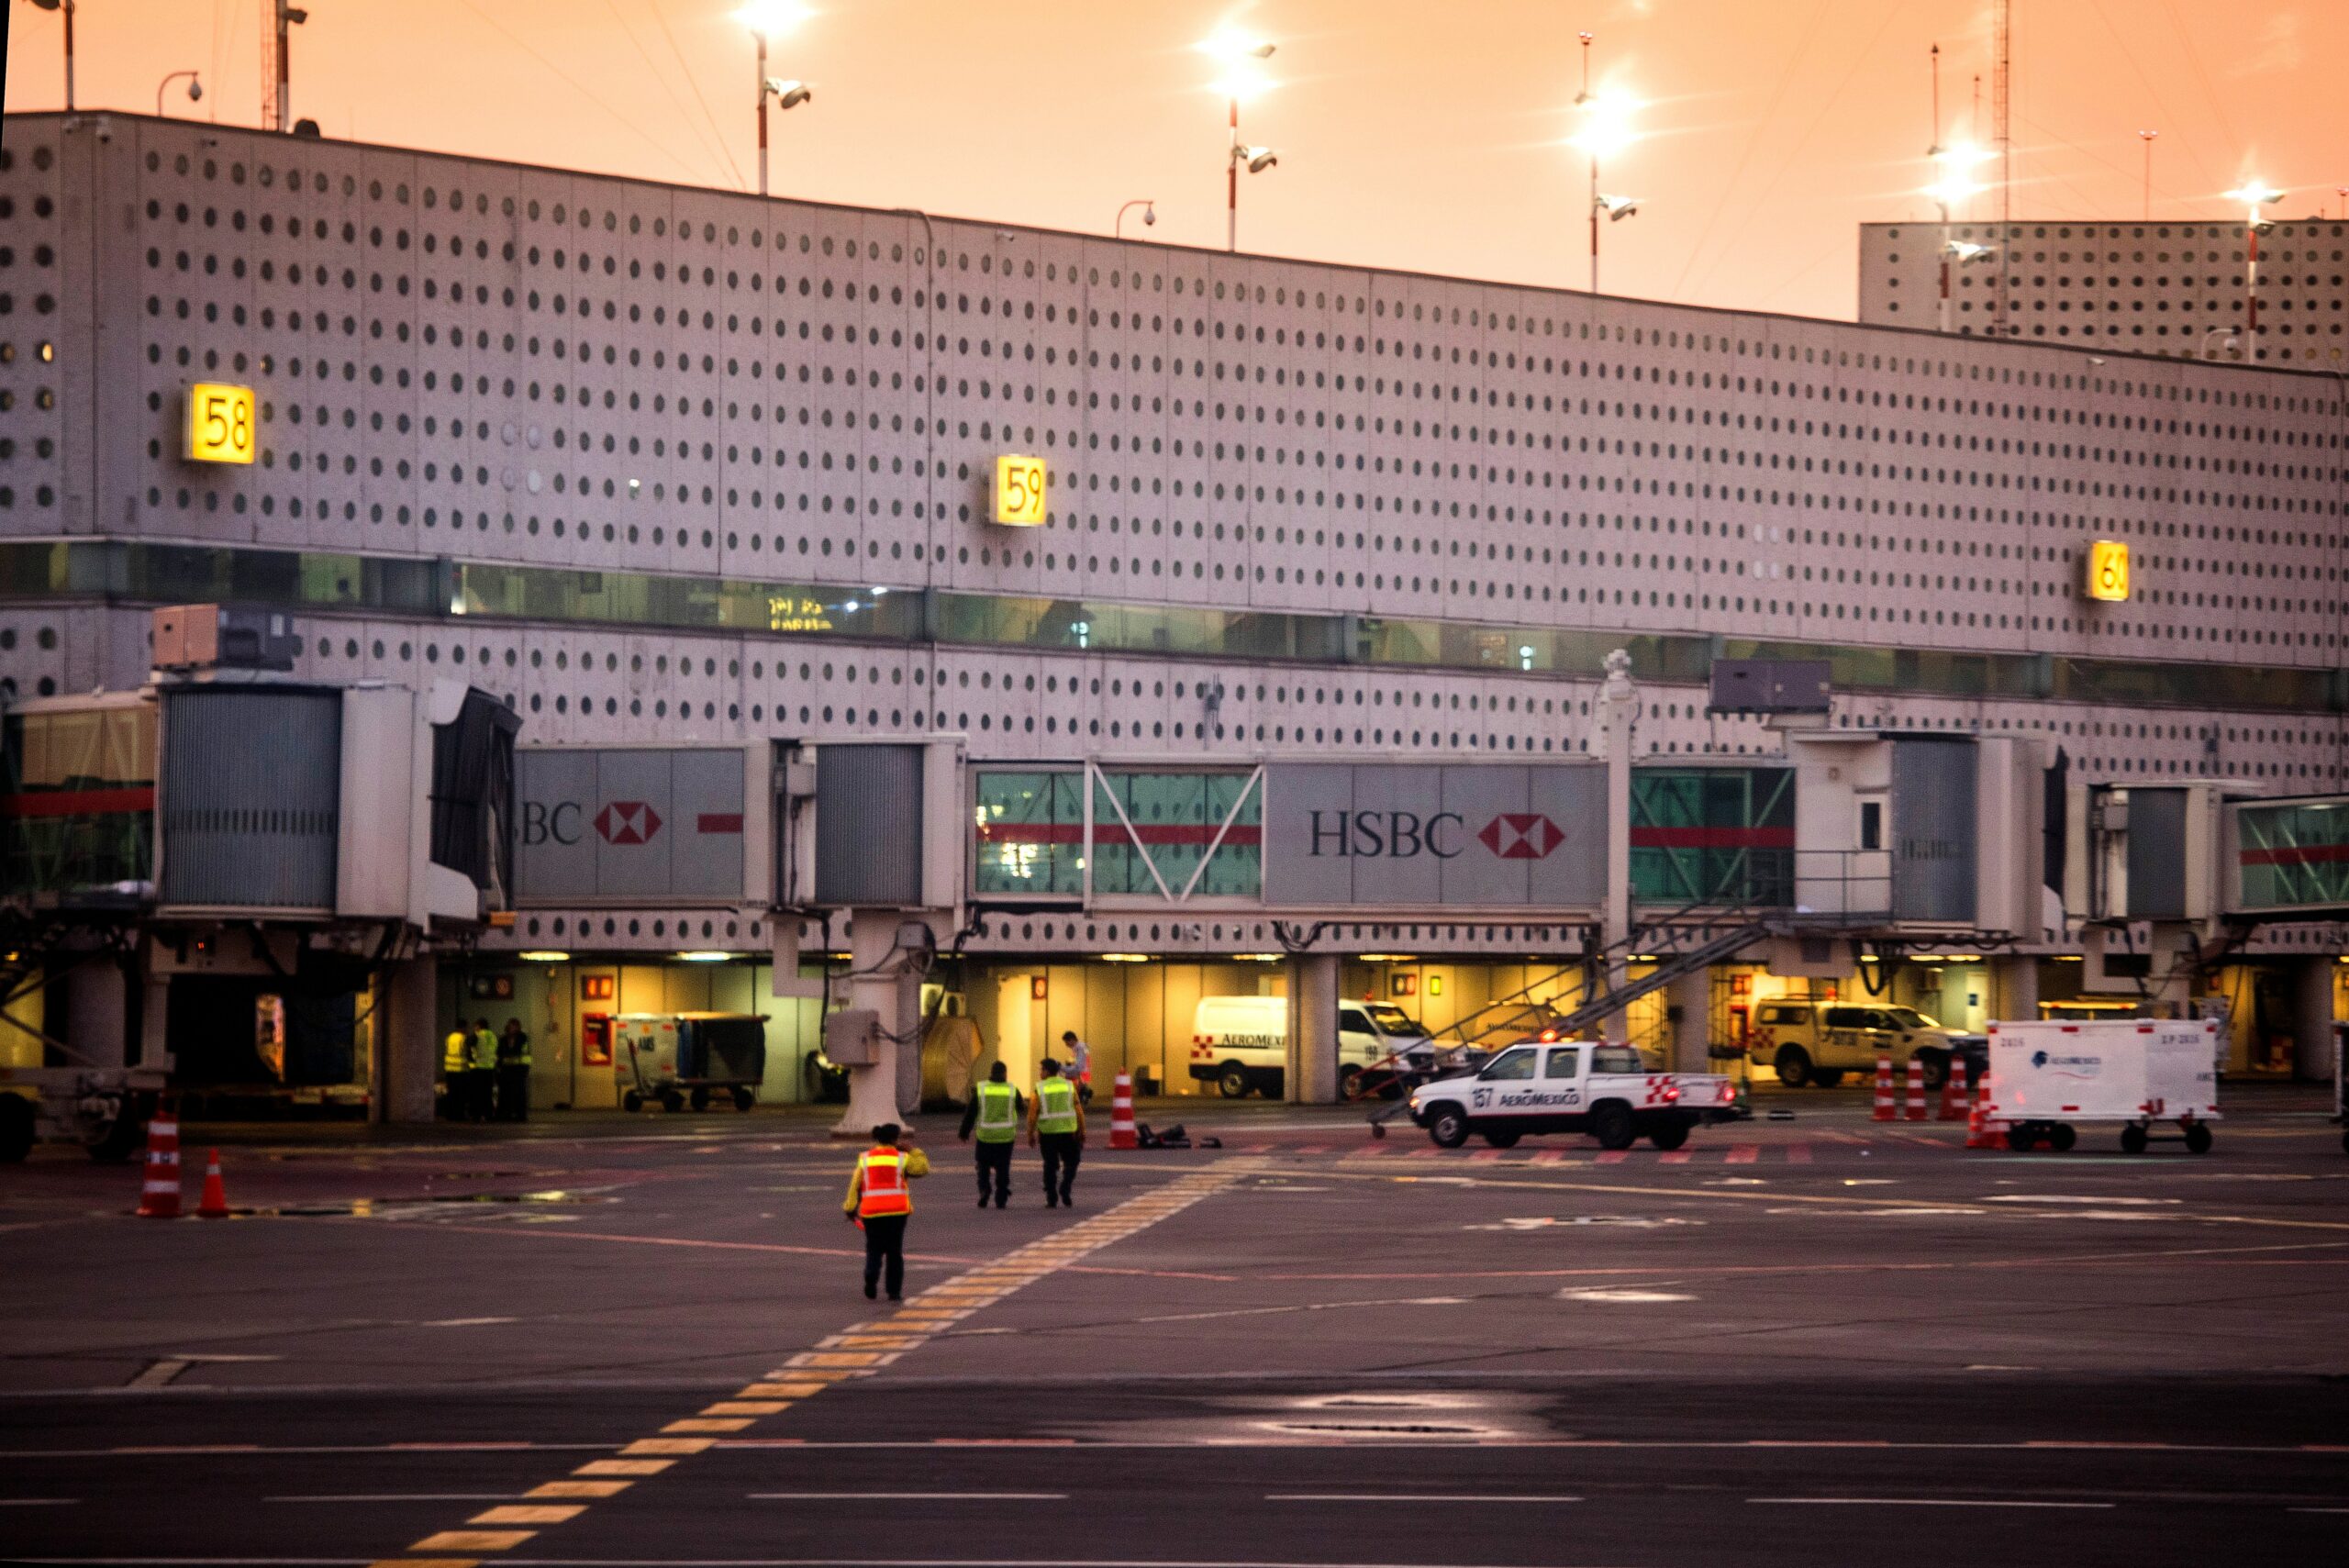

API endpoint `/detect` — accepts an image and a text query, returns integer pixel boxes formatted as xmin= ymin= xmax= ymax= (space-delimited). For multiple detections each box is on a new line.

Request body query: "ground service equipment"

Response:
xmin=1984 ymin=1018 xmax=2221 ymax=1153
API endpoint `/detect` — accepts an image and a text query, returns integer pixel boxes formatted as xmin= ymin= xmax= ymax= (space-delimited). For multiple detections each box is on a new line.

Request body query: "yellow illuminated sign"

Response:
xmin=184 ymin=383 xmax=256 ymax=465
xmin=994 ymin=453 xmax=1047 ymax=526
xmin=2085 ymin=539 xmax=2131 ymax=602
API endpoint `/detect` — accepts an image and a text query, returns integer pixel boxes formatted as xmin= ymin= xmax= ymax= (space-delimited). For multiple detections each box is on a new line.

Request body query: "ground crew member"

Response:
xmin=842 ymin=1123 xmax=926 ymax=1300
xmin=470 ymin=1017 xmax=500 ymax=1123
xmin=1062 ymin=1029 xmax=1095 ymax=1105
xmin=1027 ymin=1058 xmax=1085 ymax=1208
xmin=496 ymin=1018 xmax=531 ymax=1122
xmin=442 ymin=1025 xmax=473 ymax=1120
xmin=957 ymin=1062 xmax=1023 ymax=1208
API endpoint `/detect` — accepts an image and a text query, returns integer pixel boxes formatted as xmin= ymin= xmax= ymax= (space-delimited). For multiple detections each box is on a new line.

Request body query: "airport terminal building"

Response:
xmin=4 ymin=110 xmax=2347 ymax=1117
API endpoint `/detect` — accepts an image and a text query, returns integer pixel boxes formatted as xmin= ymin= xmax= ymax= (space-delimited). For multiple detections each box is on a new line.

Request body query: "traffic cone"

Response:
xmin=1966 ymin=1073 xmax=2004 ymax=1149
xmin=195 ymin=1149 xmax=229 ymax=1219
xmin=1904 ymin=1056 xmax=1928 ymax=1121
xmin=136 ymin=1109 xmax=182 ymax=1218
xmin=1938 ymin=1060 xmax=1970 ymax=1121
xmin=1871 ymin=1055 xmax=1896 ymax=1121
xmin=1108 ymin=1072 xmax=1138 ymax=1151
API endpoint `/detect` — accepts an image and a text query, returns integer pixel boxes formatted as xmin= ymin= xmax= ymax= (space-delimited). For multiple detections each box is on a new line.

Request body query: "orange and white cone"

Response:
xmin=1904 ymin=1056 xmax=1928 ymax=1121
xmin=195 ymin=1149 xmax=230 ymax=1219
xmin=1871 ymin=1056 xmax=1896 ymax=1122
xmin=136 ymin=1110 xmax=182 ymax=1218
xmin=1966 ymin=1074 xmax=2004 ymax=1149
xmin=1939 ymin=1059 xmax=1970 ymax=1121
xmin=1108 ymin=1072 xmax=1138 ymax=1151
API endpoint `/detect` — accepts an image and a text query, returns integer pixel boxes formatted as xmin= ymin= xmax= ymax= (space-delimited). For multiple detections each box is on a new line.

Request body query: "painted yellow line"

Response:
xmin=526 ymin=1480 xmax=631 ymax=1499
xmin=468 ymin=1505 xmax=584 ymax=1526
xmin=622 ymin=1437 xmax=714 ymax=1456
xmin=574 ymin=1458 xmax=671 ymax=1476
xmin=409 ymin=1529 xmax=531 ymax=1551
xmin=704 ymin=1401 xmax=791 ymax=1417
xmin=662 ymin=1418 xmax=752 ymax=1434
xmin=740 ymin=1381 xmax=827 ymax=1397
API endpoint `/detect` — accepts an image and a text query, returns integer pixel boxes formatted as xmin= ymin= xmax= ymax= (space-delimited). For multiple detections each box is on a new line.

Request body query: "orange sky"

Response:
xmin=6 ymin=1 xmax=2343 ymax=320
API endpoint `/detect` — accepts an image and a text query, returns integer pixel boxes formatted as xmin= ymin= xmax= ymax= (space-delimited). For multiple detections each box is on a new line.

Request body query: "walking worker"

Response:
xmin=441 ymin=1025 xmax=473 ymax=1120
xmin=495 ymin=1018 xmax=532 ymax=1122
xmin=1062 ymin=1029 xmax=1095 ymax=1105
xmin=1027 ymin=1058 xmax=1085 ymax=1208
xmin=841 ymin=1124 xmax=927 ymax=1301
xmin=470 ymin=1017 xmax=500 ymax=1123
xmin=957 ymin=1062 xmax=1023 ymax=1208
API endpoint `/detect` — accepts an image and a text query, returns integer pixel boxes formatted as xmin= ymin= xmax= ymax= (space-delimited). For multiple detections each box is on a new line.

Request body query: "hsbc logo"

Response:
xmin=1306 ymin=809 xmax=1567 ymax=862
xmin=1479 ymin=813 xmax=1564 ymax=861
xmin=595 ymin=800 xmax=664 ymax=846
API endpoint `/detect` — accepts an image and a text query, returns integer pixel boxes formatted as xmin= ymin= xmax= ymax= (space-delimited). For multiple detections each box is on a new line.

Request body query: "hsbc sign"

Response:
xmin=515 ymin=748 xmax=747 ymax=905
xmin=1264 ymin=762 xmax=1606 ymax=909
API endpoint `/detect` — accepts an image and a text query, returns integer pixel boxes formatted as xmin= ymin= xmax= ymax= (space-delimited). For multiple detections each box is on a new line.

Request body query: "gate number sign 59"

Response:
xmin=994 ymin=453 xmax=1047 ymax=526
xmin=185 ymin=383 xmax=257 ymax=465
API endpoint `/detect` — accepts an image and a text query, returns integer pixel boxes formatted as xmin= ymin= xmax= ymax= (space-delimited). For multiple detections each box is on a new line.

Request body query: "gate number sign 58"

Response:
xmin=185 ymin=383 xmax=257 ymax=465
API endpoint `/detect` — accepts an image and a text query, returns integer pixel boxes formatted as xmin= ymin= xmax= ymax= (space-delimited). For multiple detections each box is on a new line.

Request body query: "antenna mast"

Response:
xmin=1992 ymin=0 xmax=2012 ymax=337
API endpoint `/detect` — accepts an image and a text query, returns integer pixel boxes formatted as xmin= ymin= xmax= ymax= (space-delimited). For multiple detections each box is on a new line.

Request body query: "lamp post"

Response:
xmin=1570 ymin=33 xmax=1641 ymax=295
xmin=156 ymin=70 xmax=203 ymax=117
xmin=1201 ymin=31 xmax=1276 ymax=253
xmin=1116 ymin=199 xmax=1157 ymax=239
xmin=1926 ymin=143 xmax=1992 ymax=334
xmin=736 ymin=2 xmax=813 ymax=197
xmin=27 ymin=0 xmax=74 ymax=112
xmin=2225 ymin=181 xmax=2285 ymax=358
xmin=2137 ymin=129 xmax=2157 ymax=221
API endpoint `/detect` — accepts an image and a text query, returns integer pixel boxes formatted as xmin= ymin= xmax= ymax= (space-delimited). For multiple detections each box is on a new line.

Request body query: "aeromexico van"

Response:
xmin=1188 ymin=995 xmax=1432 ymax=1100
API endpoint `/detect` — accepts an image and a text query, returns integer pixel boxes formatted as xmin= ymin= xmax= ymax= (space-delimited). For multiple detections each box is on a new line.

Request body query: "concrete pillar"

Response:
xmin=1286 ymin=952 xmax=1341 ymax=1104
xmin=1990 ymin=954 xmax=2039 ymax=1024
xmin=2292 ymin=956 xmax=2337 ymax=1084
xmin=139 ymin=967 xmax=172 ymax=1073
xmin=63 ymin=958 xmax=128 ymax=1070
xmin=376 ymin=954 xmax=439 ymax=1124
xmin=834 ymin=910 xmax=918 ymax=1136
xmin=1594 ymin=649 xmax=1636 ymax=1039
xmin=1666 ymin=965 xmax=1712 ymax=1074
xmin=2148 ymin=924 xmax=2198 ymax=1020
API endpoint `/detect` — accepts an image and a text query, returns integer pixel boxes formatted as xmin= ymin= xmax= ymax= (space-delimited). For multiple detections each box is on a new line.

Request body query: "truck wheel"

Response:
xmin=1773 ymin=1046 xmax=1812 ymax=1089
xmin=623 ymin=1090 xmax=645 ymax=1113
xmin=2049 ymin=1123 xmax=2077 ymax=1152
xmin=2120 ymin=1124 xmax=2149 ymax=1154
xmin=0 ymin=1095 xmax=33 ymax=1163
xmin=2184 ymin=1123 xmax=2213 ymax=1155
xmin=1809 ymin=1070 xmax=1843 ymax=1088
xmin=1917 ymin=1051 xmax=1950 ymax=1093
xmin=731 ymin=1088 xmax=755 ymax=1112
xmin=87 ymin=1104 xmax=144 ymax=1163
xmin=1426 ymin=1105 xmax=1471 ymax=1150
xmin=1218 ymin=1062 xmax=1252 ymax=1099
xmin=689 ymin=1086 xmax=712 ymax=1112
xmin=1647 ymin=1118 xmax=1690 ymax=1151
xmin=660 ymin=1089 xmax=686 ymax=1114
xmin=2007 ymin=1124 xmax=2038 ymax=1152
xmin=1482 ymin=1129 xmax=1522 ymax=1150
xmin=1591 ymin=1101 xmax=1637 ymax=1151
xmin=1339 ymin=1065 xmax=1366 ymax=1102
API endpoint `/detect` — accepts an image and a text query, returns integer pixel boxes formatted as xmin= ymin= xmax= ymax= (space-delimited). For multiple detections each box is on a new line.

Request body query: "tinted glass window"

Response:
xmin=1481 ymin=1047 xmax=1538 ymax=1081
xmin=1542 ymin=1048 xmax=1581 ymax=1079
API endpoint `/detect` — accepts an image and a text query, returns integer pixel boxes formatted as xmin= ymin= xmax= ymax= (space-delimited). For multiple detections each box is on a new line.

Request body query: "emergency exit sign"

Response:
xmin=2084 ymin=539 xmax=2131 ymax=602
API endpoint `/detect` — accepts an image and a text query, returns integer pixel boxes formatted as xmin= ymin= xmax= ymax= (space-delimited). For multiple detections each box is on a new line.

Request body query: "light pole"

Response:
xmin=1570 ymin=33 xmax=1641 ymax=295
xmin=1116 ymin=199 xmax=1157 ymax=239
xmin=2225 ymin=181 xmax=2285 ymax=358
xmin=1201 ymin=31 xmax=1276 ymax=253
xmin=156 ymin=70 xmax=203 ymax=117
xmin=736 ymin=2 xmax=813 ymax=198
xmin=2137 ymin=130 xmax=2157 ymax=220
xmin=1927 ymin=143 xmax=1992 ymax=333
xmin=27 ymin=0 xmax=74 ymax=112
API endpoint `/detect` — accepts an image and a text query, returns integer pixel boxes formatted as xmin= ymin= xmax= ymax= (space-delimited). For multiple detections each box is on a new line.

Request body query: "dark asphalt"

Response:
xmin=4 ymin=1085 xmax=2343 ymax=1565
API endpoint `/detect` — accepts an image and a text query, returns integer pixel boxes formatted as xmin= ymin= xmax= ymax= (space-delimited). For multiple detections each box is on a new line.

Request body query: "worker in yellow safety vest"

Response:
xmin=957 ymin=1062 xmax=1024 ymax=1208
xmin=1026 ymin=1058 xmax=1085 ymax=1209
xmin=469 ymin=1017 xmax=500 ymax=1124
xmin=441 ymin=1027 xmax=473 ymax=1120
xmin=841 ymin=1123 xmax=927 ymax=1300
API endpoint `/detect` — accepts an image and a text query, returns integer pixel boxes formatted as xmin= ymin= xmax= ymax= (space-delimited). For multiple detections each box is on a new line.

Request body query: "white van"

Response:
xmin=1188 ymin=995 xmax=1433 ymax=1099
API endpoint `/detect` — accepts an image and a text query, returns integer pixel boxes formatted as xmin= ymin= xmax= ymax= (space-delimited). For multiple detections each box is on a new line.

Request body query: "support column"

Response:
xmin=2147 ymin=923 xmax=2198 ymax=1020
xmin=376 ymin=953 xmax=438 ymax=1125
xmin=139 ymin=963 xmax=172 ymax=1073
xmin=1990 ymin=953 xmax=2039 ymax=1023
xmin=834 ymin=910 xmax=918 ymax=1137
xmin=1594 ymin=649 xmax=1637 ymax=1039
xmin=2292 ymin=956 xmax=2336 ymax=1084
xmin=1665 ymin=965 xmax=1712 ymax=1074
xmin=64 ymin=958 xmax=128 ymax=1070
xmin=1286 ymin=952 xmax=1341 ymax=1104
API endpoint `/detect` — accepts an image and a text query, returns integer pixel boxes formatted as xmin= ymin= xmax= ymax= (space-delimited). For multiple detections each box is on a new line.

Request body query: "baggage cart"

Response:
xmin=1984 ymin=1018 xmax=2220 ymax=1154
xmin=613 ymin=1012 xmax=768 ymax=1113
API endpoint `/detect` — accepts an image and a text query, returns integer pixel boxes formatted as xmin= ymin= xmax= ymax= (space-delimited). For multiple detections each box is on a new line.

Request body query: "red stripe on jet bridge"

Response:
xmin=2238 ymin=844 xmax=2349 ymax=865
xmin=977 ymin=823 xmax=1264 ymax=847
xmin=0 ymin=786 xmax=155 ymax=817
xmin=696 ymin=813 xmax=745 ymax=834
xmin=1630 ymin=827 xmax=1797 ymax=849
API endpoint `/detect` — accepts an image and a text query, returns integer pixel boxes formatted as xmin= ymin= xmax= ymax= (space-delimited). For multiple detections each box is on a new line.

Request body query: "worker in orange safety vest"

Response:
xmin=841 ymin=1123 xmax=927 ymax=1301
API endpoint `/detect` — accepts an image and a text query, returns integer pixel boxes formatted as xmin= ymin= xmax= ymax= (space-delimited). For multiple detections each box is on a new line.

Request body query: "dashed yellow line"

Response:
xmin=365 ymin=1164 xmax=1238 ymax=1567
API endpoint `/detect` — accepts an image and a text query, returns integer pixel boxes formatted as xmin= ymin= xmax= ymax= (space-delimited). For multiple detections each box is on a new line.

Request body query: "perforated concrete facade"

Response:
xmin=1858 ymin=219 xmax=2349 ymax=367
xmin=3 ymin=114 xmax=2346 ymax=955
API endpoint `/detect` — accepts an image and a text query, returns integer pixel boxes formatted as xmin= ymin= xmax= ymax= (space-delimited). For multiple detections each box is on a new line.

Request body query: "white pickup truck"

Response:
xmin=1407 ymin=1034 xmax=1739 ymax=1151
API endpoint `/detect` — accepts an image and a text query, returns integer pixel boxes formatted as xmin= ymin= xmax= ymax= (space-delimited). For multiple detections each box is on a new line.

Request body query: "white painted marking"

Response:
xmin=1558 ymin=1287 xmax=1695 ymax=1304
xmin=421 ymin=1315 xmax=518 ymax=1327
xmin=1753 ymin=1498 xmax=2114 ymax=1509
xmin=1982 ymin=1195 xmax=2180 ymax=1207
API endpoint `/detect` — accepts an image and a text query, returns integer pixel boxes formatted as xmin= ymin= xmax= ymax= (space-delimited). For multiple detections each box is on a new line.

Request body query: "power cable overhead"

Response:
xmin=440 ymin=0 xmax=710 ymax=184
xmin=643 ymin=0 xmax=750 ymax=194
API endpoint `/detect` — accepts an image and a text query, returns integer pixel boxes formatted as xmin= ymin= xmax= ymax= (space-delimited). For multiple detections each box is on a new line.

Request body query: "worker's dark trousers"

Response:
xmin=974 ymin=1140 xmax=1013 ymax=1206
xmin=496 ymin=1066 xmax=530 ymax=1121
xmin=1040 ymin=1132 xmax=1080 ymax=1205
xmin=861 ymin=1215 xmax=907 ymax=1298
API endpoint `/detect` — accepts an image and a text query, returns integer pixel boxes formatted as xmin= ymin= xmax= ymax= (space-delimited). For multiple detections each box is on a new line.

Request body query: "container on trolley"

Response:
xmin=1984 ymin=1018 xmax=2220 ymax=1154
xmin=612 ymin=1012 xmax=768 ymax=1112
